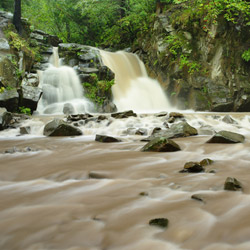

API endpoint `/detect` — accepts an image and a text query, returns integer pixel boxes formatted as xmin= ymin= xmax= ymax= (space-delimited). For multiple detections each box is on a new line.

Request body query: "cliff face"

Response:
xmin=136 ymin=3 xmax=250 ymax=111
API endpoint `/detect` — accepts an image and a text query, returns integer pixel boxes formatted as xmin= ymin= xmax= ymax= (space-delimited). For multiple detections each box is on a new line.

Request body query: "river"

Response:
xmin=1 ymin=112 xmax=250 ymax=250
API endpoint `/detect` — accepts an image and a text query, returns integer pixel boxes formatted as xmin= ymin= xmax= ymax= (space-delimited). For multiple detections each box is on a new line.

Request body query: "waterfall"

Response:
xmin=100 ymin=50 xmax=172 ymax=113
xmin=37 ymin=47 xmax=94 ymax=115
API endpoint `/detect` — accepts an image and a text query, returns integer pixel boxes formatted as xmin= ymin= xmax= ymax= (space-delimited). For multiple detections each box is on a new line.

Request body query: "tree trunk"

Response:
xmin=13 ymin=0 xmax=22 ymax=34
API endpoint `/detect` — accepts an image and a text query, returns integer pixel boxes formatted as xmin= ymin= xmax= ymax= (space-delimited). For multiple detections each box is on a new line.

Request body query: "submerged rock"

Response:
xmin=111 ymin=110 xmax=137 ymax=119
xmin=43 ymin=118 xmax=83 ymax=136
xmin=95 ymin=134 xmax=121 ymax=143
xmin=149 ymin=218 xmax=169 ymax=228
xmin=89 ymin=171 xmax=110 ymax=179
xmin=191 ymin=194 xmax=205 ymax=203
xmin=180 ymin=161 xmax=204 ymax=173
xmin=141 ymin=137 xmax=181 ymax=152
xmin=224 ymin=177 xmax=243 ymax=191
xmin=207 ymin=130 xmax=245 ymax=143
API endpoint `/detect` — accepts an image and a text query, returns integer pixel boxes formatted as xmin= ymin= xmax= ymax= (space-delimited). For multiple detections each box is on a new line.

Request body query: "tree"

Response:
xmin=13 ymin=0 xmax=22 ymax=34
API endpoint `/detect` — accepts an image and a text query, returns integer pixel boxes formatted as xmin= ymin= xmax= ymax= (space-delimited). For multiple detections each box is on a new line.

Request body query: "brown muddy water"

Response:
xmin=1 ymin=113 xmax=250 ymax=250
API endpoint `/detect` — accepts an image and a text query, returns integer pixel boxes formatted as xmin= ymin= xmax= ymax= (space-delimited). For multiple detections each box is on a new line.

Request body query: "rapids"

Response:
xmin=1 ymin=112 xmax=250 ymax=250
xmin=1 ymin=49 xmax=250 ymax=250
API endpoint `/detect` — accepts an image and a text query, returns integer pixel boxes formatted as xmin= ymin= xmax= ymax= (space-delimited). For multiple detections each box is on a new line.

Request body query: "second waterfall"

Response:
xmin=100 ymin=50 xmax=172 ymax=113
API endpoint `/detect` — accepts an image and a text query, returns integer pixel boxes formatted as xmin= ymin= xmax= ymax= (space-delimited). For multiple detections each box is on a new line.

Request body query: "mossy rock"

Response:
xmin=207 ymin=131 xmax=245 ymax=143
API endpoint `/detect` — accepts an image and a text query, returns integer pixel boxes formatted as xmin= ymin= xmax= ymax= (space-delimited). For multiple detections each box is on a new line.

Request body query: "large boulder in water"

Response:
xmin=207 ymin=131 xmax=245 ymax=143
xmin=43 ymin=118 xmax=83 ymax=136
xmin=141 ymin=137 xmax=181 ymax=152
xmin=145 ymin=121 xmax=198 ymax=141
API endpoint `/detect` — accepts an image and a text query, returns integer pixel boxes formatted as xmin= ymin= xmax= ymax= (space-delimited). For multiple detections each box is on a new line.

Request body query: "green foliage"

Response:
xmin=19 ymin=106 xmax=31 ymax=116
xmin=242 ymin=49 xmax=250 ymax=62
xmin=179 ymin=55 xmax=201 ymax=74
xmin=0 ymin=87 xmax=5 ymax=93
xmin=83 ymin=73 xmax=115 ymax=106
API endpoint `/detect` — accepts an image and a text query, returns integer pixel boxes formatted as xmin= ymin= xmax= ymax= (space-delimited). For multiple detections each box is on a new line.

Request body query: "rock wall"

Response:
xmin=136 ymin=4 xmax=250 ymax=111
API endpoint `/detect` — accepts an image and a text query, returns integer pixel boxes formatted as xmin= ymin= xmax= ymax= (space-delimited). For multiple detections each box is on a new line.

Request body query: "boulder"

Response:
xmin=20 ymin=85 xmax=43 ymax=113
xmin=191 ymin=194 xmax=205 ymax=203
xmin=141 ymin=137 xmax=181 ymax=152
xmin=200 ymin=158 xmax=214 ymax=166
xmin=89 ymin=171 xmax=110 ymax=179
xmin=180 ymin=161 xmax=204 ymax=173
xmin=20 ymin=126 xmax=31 ymax=135
xmin=0 ymin=89 xmax=19 ymax=112
xmin=111 ymin=110 xmax=137 ymax=119
xmin=149 ymin=218 xmax=169 ymax=228
xmin=43 ymin=119 xmax=83 ymax=136
xmin=207 ymin=131 xmax=245 ymax=143
xmin=0 ymin=109 xmax=12 ymax=130
xmin=222 ymin=115 xmax=238 ymax=124
xmin=146 ymin=121 xmax=198 ymax=141
xmin=95 ymin=134 xmax=121 ymax=143
xmin=224 ymin=177 xmax=243 ymax=191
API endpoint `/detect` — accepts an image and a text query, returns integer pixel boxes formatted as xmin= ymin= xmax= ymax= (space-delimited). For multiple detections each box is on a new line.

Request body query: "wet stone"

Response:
xmin=149 ymin=218 xmax=169 ymax=228
xmin=200 ymin=158 xmax=214 ymax=166
xmin=135 ymin=128 xmax=147 ymax=136
xmin=180 ymin=161 xmax=204 ymax=173
xmin=222 ymin=115 xmax=238 ymax=125
xmin=20 ymin=126 xmax=31 ymax=135
xmin=141 ymin=137 xmax=181 ymax=152
xmin=224 ymin=177 xmax=243 ymax=191
xmin=89 ymin=172 xmax=109 ymax=179
xmin=167 ymin=116 xmax=175 ymax=123
xmin=207 ymin=130 xmax=245 ymax=143
xmin=111 ymin=110 xmax=137 ymax=119
xmin=191 ymin=194 xmax=205 ymax=203
xmin=95 ymin=134 xmax=121 ymax=143
xmin=155 ymin=112 xmax=168 ymax=117
xmin=169 ymin=112 xmax=184 ymax=118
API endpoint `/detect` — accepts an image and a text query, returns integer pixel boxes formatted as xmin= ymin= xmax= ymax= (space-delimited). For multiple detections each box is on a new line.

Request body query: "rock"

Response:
xmin=43 ymin=119 xmax=83 ymax=136
xmin=20 ymin=85 xmax=43 ymax=113
xmin=95 ymin=134 xmax=121 ymax=143
xmin=200 ymin=158 xmax=214 ymax=166
xmin=169 ymin=112 xmax=184 ymax=118
xmin=224 ymin=177 xmax=243 ymax=191
xmin=207 ymin=131 xmax=245 ymax=143
xmin=111 ymin=110 xmax=137 ymax=119
xmin=63 ymin=103 xmax=75 ymax=115
xmin=135 ymin=128 xmax=147 ymax=136
xmin=191 ymin=194 xmax=205 ymax=202
xmin=167 ymin=116 xmax=175 ymax=123
xmin=101 ymin=99 xmax=117 ymax=113
xmin=139 ymin=192 xmax=149 ymax=196
xmin=0 ymin=110 xmax=12 ymax=130
xmin=141 ymin=137 xmax=181 ymax=152
xmin=0 ymin=89 xmax=19 ymax=112
xmin=146 ymin=121 xmax=198 ymax=141
xmin=180 ymin=161 xmax=204 ymax=173
xmin=222 ymin=115 xmax=238 ymax=124
xmin=149 ymin=218 xmax=169 ymax=228
xmin=89 ymin=172 xmax=109 ymax=179
xmin=67 ymin=113 xmax=93 ymax=122
xmin=20 ymin=126 xmax=31 ymax=135
xmin=155 ymin=112 xmax=168 ymax=117
xmin=0 ymin=38 xmax=10 ymax=52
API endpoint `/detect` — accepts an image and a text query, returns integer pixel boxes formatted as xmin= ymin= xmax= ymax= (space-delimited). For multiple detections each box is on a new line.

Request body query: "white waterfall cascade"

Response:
xmin=100 ymin=50 xmax=173 ymax=113
xmin=37 ymin=47 xmax=94 ymax=115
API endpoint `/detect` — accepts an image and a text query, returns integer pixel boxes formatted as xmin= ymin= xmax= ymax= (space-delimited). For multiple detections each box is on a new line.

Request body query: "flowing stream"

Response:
xmin=1 ymin=50 xmax=250 ymax=250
